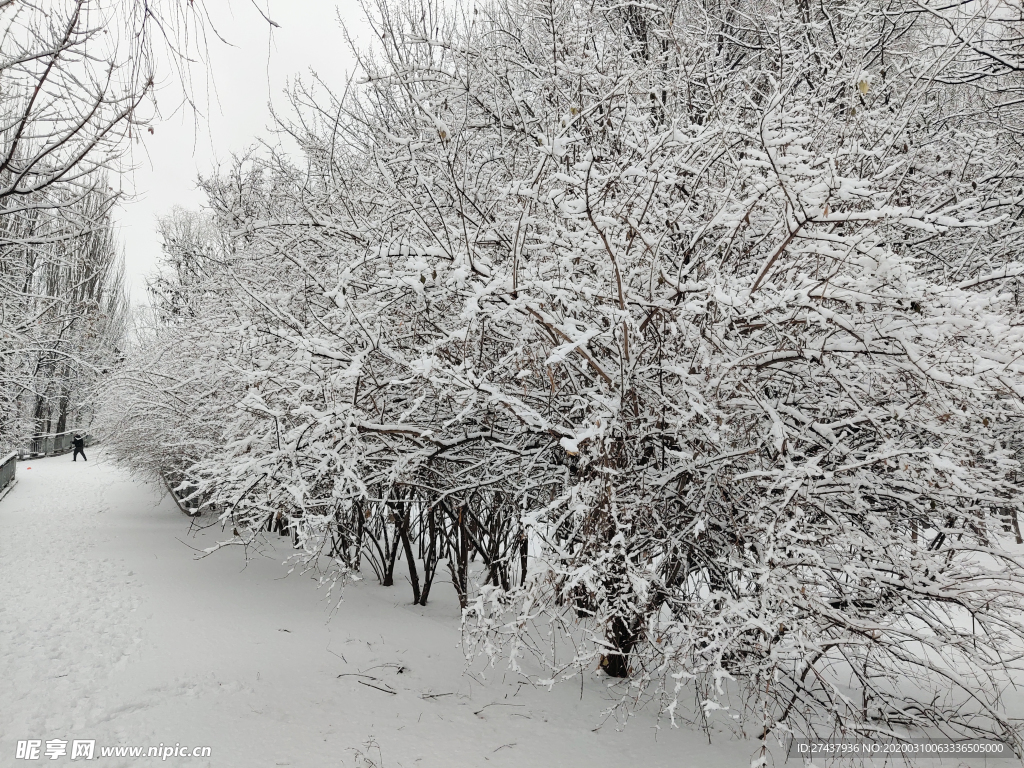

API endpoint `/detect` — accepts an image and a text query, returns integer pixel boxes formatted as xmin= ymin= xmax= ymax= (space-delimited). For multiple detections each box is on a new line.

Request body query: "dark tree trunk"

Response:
xmin=418 ymin=503 xmax=439 ymax=605
xmin=600 ymin=614 xmax=641 ymax=678
xmin=447 ymin=503 xmax=469 ymax=610
xmin=396 ymin=499 xmax=421 ymax=604
xmin=381 ymin=515 xmax=401 ymax=587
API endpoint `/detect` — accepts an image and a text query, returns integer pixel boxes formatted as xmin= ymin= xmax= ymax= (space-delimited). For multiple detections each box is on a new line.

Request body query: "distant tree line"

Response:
xmin=0 ymin=0 xmax=218 ymax=453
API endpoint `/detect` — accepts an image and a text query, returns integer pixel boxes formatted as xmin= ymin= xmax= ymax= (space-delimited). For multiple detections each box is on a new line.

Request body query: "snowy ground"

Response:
xmin=0 ymin=451 xmax=752 ymax=767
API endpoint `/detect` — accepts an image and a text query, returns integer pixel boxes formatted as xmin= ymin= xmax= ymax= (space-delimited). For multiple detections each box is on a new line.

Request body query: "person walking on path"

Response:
xmin=72 ymin=434 xmax=86 ymax=462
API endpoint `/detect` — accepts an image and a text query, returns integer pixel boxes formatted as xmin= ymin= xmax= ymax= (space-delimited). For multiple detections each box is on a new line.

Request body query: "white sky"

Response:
xmin=115 ymin=1 xmax=369 ymax=303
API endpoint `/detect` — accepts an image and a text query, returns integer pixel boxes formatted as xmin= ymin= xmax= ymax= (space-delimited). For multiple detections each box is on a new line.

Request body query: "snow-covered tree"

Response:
xmin=0 ymin=183 xmax=127 ymax=449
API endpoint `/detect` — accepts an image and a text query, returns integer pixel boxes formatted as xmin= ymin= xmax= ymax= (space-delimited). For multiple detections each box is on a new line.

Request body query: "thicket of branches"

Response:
xmin=104 ymin=0 xmax=1024 ymax=756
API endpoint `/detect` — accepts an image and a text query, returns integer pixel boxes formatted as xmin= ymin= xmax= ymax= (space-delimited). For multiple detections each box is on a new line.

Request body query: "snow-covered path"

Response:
xmin=0 ymin=452 xmax=746 ymax=767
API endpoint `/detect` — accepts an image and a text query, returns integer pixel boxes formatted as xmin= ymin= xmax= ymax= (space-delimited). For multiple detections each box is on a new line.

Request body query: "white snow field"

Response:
xmin=0 ymin=452 xmax=751 ymax=767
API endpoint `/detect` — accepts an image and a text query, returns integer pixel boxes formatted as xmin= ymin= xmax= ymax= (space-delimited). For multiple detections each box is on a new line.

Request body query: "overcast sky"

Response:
xmin=115 ymin=1 xmax=369 ymax=303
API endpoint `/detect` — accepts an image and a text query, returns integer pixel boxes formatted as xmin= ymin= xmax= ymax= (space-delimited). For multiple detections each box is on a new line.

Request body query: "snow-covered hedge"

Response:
xmin=103 ymin=0 xmax=1024 ymax=755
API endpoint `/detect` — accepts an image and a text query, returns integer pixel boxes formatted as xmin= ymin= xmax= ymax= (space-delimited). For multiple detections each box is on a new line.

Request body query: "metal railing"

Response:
xmin=22 ymin=430 xmax=94 ymax=459
xmin=0 ymin=451 xmax=16 ymax=497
